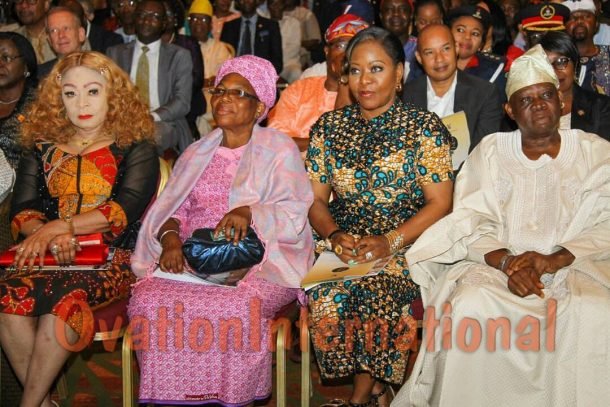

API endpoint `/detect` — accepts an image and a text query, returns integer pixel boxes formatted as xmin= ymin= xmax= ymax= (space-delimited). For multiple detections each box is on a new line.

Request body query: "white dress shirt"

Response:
xmin=426 ymin=73 xmax=457 ymax=119
xmin=115 ymin=27 xmax=137 ymax=44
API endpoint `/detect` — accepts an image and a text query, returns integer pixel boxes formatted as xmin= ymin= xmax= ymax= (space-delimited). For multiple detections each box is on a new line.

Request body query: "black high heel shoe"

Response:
xmin=370 ymin=385 xmax=389 ymax=407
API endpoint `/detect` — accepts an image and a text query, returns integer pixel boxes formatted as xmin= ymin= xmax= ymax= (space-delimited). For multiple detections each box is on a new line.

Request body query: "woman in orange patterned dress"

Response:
xmin=0 ymin=51 xmax=158 ymax=407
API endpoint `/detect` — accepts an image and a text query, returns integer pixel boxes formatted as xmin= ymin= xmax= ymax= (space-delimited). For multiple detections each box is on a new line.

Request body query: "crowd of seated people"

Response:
xmin=0 ymin=0 xmax=609 ymax=406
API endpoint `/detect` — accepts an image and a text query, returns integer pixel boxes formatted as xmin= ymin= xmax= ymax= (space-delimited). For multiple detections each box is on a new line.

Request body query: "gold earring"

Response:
xmin=396 ymin=83 xmax=402 ymax=92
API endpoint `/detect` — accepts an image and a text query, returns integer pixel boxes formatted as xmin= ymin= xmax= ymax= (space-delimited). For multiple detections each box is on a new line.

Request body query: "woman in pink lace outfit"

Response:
xmin=129 ymin=55 xmax=314 ymax=405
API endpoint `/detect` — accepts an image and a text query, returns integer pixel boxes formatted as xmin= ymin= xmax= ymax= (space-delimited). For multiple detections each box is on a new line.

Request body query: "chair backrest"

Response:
xmin=157 ymin=157 xmax=172 ymax=197
xmin=224 ymin=42 xmax=236 ymax=58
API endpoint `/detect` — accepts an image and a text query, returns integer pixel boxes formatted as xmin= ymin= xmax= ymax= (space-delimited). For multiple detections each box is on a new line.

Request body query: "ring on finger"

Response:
xmin=17 ymin=247 xmax=25 ymax=253
xmin=365 ymin=251 xmax=373 ymax=261
xmin=334 ymin=244 xmax=343 ymax=255
xmin=50 ymin=244 xmax=60 ymax=254
xmin=70 ymin=237 xmax=79 ymax=246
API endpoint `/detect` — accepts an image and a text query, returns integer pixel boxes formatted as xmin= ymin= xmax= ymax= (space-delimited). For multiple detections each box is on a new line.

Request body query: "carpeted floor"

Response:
xmin=1 ymin=342 xmax=354 ymax=406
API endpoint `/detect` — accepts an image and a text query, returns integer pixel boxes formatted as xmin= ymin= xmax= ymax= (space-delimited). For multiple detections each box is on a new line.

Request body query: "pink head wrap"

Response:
xmin=214 ymin=55 xmax=278 ymax=122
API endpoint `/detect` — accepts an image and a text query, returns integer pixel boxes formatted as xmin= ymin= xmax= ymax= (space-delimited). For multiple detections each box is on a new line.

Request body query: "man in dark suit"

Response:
xmin=87 ymin=20 xmax=123 ymax=53
xmin=220 ymin=0 xmax=283 ymax=74
xmin=63 ymin=0 xmax=123 ymax=53
xmin=403 ymin=24 xmax=503 ymax=167
xmin=107 ymin=0 xmax=193 ymax=153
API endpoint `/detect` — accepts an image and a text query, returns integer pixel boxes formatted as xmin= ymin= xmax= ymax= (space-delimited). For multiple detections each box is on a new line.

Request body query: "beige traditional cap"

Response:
xmin=505 ymin=44 xmax=559 ymax=100
xmin=563 ymin=0 xmax=596 ymax=14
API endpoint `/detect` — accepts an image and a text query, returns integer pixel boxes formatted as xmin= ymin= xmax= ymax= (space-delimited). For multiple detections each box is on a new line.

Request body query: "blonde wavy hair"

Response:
xmin=21 ymin=51 xmax=155 ymax=149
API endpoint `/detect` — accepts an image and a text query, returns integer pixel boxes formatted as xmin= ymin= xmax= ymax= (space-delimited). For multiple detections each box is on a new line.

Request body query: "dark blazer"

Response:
xmin=172 ymin=33 xmax=205 ymax=126
xmin=571 ymin=85 xmax=610 ymax=142
xmin=88 ymin=22 xmax=123 ymax=54
xmin=220 ymin=15 xmax=283 ymax=74
xmin=107 ymin=41 xmax=193 ymax=153
xmin=403 ymin=70 xmax=503 ymax=152
xmin=464 ymin=52 xmax=507 ymax=102
xmin=37 ymin=58 xmax=57 ymax=80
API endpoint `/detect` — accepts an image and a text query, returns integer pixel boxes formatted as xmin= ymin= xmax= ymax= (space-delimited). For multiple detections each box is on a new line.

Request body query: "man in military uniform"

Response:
xmin=506 ymin=2 xmax=570 ymax=69
xmin=447 ymin=5 xmax=507 ymax=97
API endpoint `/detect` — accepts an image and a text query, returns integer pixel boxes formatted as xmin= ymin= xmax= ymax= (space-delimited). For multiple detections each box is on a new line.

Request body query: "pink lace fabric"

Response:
xmin=128 ymin=147 xmax=298 ymax=405
xmin=172 ymin=146 xmax=244 ymax=239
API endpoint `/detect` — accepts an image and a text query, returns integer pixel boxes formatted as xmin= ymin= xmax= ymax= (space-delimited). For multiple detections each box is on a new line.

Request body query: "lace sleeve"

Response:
xmin=9 ymin=149 xmax=48 ymax=238
xmin=0 ymin=150 xmax=14 ymax=203
xmin=10 ymin=149 xmax=46 ymax=220
xmin=108 ymin=142 xmax=159 ymax=225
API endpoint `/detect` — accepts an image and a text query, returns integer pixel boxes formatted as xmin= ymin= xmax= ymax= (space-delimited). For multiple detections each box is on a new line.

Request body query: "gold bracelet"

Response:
xmin=384 ymin=230 xmax=405 ymax=253
xmin=63 ymin=215 xmax=75 ymax=235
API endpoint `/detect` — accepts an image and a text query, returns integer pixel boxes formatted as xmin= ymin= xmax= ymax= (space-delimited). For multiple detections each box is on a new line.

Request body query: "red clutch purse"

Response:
xmin=0 ymin=234 xmax=109 ymax=267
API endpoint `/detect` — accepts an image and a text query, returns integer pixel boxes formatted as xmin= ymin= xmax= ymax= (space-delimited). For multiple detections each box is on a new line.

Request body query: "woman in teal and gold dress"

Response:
xmin=305 ymin=27 xmax=454 ymax=407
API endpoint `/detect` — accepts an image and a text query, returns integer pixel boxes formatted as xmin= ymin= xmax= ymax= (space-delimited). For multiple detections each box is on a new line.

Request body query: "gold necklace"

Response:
xmin=73 ymin=136 xmax=108 ymax=149
xmin=77 ymin=138 xmax=94 ymax=147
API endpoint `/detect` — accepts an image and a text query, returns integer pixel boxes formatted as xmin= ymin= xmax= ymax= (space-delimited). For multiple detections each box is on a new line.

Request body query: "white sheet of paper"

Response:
xmin=301 ymin=251 xmax=391 ymax=291
xmin=442 ymin=111 xmax=470 ymax=170
xmin=152 ymin=268 xmax=218 ymax=286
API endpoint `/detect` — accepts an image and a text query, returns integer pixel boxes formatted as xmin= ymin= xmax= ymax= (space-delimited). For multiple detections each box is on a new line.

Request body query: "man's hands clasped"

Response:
xmin=503 ymin=251 xmax=574 ymax=298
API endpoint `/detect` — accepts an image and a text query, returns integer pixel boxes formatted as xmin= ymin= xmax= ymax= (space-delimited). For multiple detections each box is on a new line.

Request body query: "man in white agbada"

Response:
xmin=392 ymin=44 xmax=610 ymax=407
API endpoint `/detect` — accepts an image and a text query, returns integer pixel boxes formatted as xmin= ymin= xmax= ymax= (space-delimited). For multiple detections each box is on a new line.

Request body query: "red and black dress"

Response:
xmin=0 ymin=141 xmax=158 ymax=337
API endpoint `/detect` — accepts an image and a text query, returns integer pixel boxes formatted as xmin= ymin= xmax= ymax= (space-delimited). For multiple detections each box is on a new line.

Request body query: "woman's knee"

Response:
xmin=0 ymin=313 xmax=37 ymax=329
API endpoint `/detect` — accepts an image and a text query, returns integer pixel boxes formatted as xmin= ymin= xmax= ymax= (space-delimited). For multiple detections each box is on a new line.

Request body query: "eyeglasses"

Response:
xmin=188 ymin=15 xmax=211 ymax=24
xmin=328 ymin=39 xmax=349 ymax=51
xmin=135 ymin=11 xmax=165 ymax=22
xmin=117 ymin=0 xmax=136 ymax=7
xmin=550 ymin=56 xmax=571 ymax=71
xmin=416 ymin=18 xmax=442 ymax=27
xmin=47 ymin=26 xmax=77 ymax=36
xmin=525 ymin=31 xmax=545 ymax=45
xmin=13 ymin=0 xmax=38 ymax=5
xmin=0 ymin=54 xmax=23 ymax=64
xmin=207 ymin=87 xmax=259 ymax=101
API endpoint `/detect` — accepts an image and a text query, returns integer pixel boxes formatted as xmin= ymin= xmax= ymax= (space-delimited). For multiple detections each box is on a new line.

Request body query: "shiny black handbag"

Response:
xmin=182 ymin=227 xmax=265 ymax=275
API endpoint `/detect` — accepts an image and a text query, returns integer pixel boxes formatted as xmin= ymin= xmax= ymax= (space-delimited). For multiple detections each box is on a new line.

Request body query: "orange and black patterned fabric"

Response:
xmin=1 ymin=142 xmax=158 ymax=337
